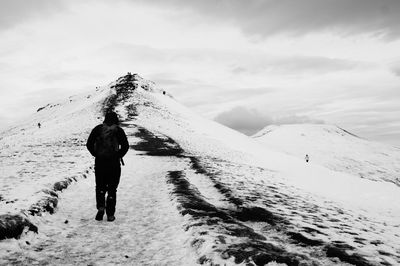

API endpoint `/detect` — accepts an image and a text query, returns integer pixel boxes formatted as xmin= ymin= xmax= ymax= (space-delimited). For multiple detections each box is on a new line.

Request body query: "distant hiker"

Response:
xmin=305 ymin=154 xmax=309 ymax=163
xmin=38 ymin=122 xmax=41 ymax=128
xmin=86 ymin=111 xmax=129 ymax=222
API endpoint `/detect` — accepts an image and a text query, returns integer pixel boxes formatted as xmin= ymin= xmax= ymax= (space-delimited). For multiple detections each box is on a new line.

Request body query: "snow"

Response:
xmin=0 ymin=86 xmax=110 ymax=215
xmin=252 ymin=124 xmax=400 ymax=186
xmin=129 ymin=87 xmax=400 ymax=218
xmin=1 ymin=73 xmax=399 ymax=265
xmin=118 ymin=80 xmax=400 ymax=264
xmin=251 ymin=124 xmax=400 ymax=220
xmin=0 ymin=154 xmax=196 ymax=265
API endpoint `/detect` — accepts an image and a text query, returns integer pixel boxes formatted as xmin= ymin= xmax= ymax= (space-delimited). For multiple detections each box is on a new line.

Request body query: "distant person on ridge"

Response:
xmin=305 ymin=154 xmax=309 ymax=163
xmin=86 ymin=111 xmax=129 ymax=222
xmin=38 ymin=122 xmax=41 ymax=128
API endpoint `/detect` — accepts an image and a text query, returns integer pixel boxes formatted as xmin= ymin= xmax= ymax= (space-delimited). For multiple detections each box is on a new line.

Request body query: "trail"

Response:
xmin=0 ymin=151 xmax=197 ymax=265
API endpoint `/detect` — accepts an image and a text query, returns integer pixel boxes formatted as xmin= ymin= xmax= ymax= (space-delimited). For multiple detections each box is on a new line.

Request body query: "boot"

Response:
xmin=95 ymin=207 xmax=105 ymax=221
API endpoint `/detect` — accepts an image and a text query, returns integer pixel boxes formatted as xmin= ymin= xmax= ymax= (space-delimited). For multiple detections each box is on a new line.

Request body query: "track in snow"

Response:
xmin=0 ymin=147 xmax=196 ymax=265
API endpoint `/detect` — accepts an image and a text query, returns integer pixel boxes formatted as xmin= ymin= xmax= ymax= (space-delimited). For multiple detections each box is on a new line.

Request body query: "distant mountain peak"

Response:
xmin=253 ymin=123 xmax=359 ymax=139
xmin=103 ymin=73 xmax=164 ymax=114
xmin=111 ymin=73 xmax=151 ymax=93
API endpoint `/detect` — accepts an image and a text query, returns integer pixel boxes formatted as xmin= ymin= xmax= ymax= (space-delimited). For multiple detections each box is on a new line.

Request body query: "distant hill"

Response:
xmin=253 ymin=124 xmax=400 ymax=187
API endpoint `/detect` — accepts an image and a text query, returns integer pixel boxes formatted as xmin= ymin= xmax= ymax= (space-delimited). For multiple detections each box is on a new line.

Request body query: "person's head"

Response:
xmin=104 ymin=111 xmax=119 ymax=125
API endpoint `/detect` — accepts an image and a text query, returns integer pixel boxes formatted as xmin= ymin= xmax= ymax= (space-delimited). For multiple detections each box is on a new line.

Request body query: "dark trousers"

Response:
xmin=95 ymin=158 xmax=121 ymax=216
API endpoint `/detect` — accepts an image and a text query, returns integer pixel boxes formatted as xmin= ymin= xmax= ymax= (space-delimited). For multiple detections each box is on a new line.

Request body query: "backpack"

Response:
xmin=94 ymin=124 xmax=120 ymax=158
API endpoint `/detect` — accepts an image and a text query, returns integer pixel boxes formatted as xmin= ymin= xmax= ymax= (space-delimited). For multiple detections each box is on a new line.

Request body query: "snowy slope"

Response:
xmin=0 ymin=85 xmax=108 ymax=216
xmin=252 ymin=124 xmax=400 ymax=187
xmin=113 ymin=75 xmax=400 ymax=265
xmin=0 ymin=74 xmax=158 ymax=215
xmin=0 ymin=74 xmax=399 ymax=265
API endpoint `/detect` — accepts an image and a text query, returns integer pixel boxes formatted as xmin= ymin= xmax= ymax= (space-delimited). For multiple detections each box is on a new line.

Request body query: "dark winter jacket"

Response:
xmin=86 ymin=123 xmax=129 ymax=160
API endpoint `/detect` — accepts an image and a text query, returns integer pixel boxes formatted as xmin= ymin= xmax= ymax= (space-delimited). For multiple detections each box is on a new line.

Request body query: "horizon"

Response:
xmin=1 ymin=0 xmax=400 ymax=146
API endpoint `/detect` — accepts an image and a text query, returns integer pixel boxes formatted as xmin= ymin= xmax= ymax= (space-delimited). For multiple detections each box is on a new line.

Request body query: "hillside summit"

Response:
xmin=0 ymin=73 xmax=399 ymax=265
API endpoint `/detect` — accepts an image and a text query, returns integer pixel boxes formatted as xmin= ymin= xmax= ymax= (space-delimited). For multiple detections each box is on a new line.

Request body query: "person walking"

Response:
xmin=86 ymin=111 xmax=129 ymax=221
xmin=305 ymin=154 xmax=309 ymax=163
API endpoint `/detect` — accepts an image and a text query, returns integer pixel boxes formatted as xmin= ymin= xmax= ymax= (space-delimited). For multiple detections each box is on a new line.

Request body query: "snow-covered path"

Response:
xmin=0 ymin=152 xmax=196 ymax=265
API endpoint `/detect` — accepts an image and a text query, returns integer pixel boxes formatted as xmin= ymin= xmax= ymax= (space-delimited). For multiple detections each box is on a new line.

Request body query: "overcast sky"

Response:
xmin=1 ymin=0 xmax=400 ymax=146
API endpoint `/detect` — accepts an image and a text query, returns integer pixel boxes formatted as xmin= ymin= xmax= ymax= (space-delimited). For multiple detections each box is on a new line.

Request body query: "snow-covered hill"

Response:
xmin=252 ymin=124 xmax=400 ymax=187
xmin=1 ymin=73 xmax=399 ymax=265
xmin=0 ymin=73 xmax=158 ymax=215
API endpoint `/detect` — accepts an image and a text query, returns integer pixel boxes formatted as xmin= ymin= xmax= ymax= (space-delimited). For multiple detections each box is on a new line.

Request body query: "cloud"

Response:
xmin=151 ymin=77 xmax=184 ymax=86
xmin=0 ymin=61 xmax=9 ymax=70
xmin=214 ymin=106 xmax=324 ymax=135
xmin=146 ymin=72 xmax=187 ymax=87
xmin=231 ymin=67 xmax=247 ymax=75
xmin=190 ymin=87 xmax=274 ymax=107
xmin=231 ymin=55 xmax=360 ymax=76
xmin=100 ymin=43 xmax=361 ymax=80
xmin=393 ymin=68 xmax=400 ymax=77
xmin=274 ymin=115 xmax=325 ymax=125
xmin=214 ymin=106 xmax=273 ymax=135
xmin=269 ymin=56 xmax=359 ymax=74
xmin=390 ymin=63 xmax=400 ymax=77
xmin=137 ymin=0 xmax=400 ymax=39
xmin=221 ymin=87 xmax=275 ymax=98
xmin=39 ymin=70 xmax=104 ymax=83
xmin=0 ymin=0 xmax=66 ymax=32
